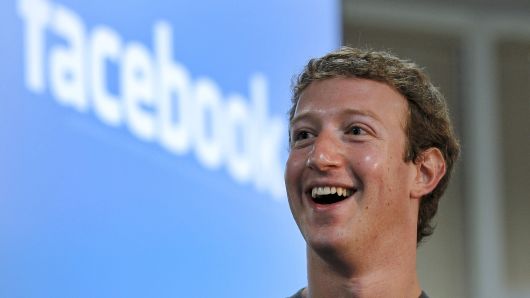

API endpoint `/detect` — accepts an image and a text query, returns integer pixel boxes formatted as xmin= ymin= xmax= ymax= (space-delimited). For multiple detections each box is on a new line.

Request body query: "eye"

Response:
xmin=348 ymin=125 xmax=366 ymax=136
xmin=293 ymin=130 xmax=314 ymax=141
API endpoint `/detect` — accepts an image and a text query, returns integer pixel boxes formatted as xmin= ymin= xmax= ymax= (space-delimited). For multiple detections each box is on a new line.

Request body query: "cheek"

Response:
xmin=359 ymin=153 xmax=382 ymax=173
xmin=285 ymin=151 xmax=306 ymax=194
xmin=354 ymin=147 xmax=403 ymax=203
xmin=285 ymin=152 xmax=309 ymax=230
xmin=354 ymin=147 xmax=385 ymax=182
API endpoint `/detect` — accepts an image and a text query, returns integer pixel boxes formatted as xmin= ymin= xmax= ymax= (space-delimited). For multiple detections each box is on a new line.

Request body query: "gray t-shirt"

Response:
xmin=287 ymin=288 xmax=429 ymax=298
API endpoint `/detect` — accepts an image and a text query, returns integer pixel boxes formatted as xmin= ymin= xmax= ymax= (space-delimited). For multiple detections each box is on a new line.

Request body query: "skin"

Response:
xmin=285 ymin=77 xmax=445 ymax=298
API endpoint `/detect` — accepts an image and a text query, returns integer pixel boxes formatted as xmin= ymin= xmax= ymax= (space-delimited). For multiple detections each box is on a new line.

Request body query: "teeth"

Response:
xmin=310 ymin=186 xmax=353 ymax=198
xmin=323 ymin=187 xmax=330 ymax=195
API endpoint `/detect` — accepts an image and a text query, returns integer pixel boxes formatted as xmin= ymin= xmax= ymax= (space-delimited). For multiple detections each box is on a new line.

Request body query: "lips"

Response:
xmin=308 ymin=186 xmax=356 ymax=205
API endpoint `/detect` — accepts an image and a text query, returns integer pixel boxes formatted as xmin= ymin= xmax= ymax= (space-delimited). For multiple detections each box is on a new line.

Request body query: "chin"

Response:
xmin=306 ymin=234 xmax=358 ymax=276
xmin=304 ymin=226 xmax=354 ymax=256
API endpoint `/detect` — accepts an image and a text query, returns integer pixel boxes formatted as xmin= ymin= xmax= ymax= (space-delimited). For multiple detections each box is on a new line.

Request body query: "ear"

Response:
xmin=410 ymin=148 xmax=446 ymax=199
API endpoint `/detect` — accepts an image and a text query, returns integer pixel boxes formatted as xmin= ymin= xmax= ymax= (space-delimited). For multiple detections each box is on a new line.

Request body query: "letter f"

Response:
xmin=18 ymin=0 xmax=51 ymax=93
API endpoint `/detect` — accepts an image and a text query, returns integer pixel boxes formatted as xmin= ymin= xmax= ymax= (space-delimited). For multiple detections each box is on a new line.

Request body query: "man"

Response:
xmin=285 ymin=47 xmax=460 ymax=298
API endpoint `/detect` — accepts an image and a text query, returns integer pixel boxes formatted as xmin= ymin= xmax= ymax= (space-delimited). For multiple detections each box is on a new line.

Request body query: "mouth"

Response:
xmin=309 ymin=186 xmax=355 ymax=205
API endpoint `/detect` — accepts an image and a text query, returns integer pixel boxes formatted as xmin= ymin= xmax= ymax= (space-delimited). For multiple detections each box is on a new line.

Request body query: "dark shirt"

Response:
xmin=287 ymin=288 xmax=429 ymax=298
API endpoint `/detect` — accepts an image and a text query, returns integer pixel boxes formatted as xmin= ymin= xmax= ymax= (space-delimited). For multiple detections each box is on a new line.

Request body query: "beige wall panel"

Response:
xmin=498 ymin=40 xmax=530 ymax=290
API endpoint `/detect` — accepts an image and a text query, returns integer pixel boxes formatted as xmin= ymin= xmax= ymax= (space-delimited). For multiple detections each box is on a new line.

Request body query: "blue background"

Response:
xmin=0 ymin=0 xmax=338 ymax=297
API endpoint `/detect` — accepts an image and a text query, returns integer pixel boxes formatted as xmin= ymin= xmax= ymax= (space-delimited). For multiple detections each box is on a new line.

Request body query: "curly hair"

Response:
xmin=289 ymin=47 xmax=460 ymax=244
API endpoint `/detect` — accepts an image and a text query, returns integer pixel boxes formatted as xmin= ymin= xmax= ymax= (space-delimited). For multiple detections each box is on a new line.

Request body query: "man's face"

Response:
xmin=285 ymin=77 xmax=419 ymax=256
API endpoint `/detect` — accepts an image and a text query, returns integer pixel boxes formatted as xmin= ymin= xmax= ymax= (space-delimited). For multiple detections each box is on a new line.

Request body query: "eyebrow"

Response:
xmin=290 ymin=107 xmax=382 ymax=126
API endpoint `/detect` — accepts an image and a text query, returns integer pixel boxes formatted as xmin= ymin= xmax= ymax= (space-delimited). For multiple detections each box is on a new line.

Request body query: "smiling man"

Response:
xmin=285 ymin=47 xmax=460 ymax=298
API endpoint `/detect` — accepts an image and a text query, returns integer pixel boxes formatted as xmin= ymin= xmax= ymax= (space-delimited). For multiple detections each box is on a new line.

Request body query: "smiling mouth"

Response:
xmin=310 ymin=186 xmax=355 ymax=205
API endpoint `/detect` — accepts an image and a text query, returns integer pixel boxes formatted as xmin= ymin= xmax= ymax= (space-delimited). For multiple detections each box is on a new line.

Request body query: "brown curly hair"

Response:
xmin=289 ymin=47 xmax=460 ymax=244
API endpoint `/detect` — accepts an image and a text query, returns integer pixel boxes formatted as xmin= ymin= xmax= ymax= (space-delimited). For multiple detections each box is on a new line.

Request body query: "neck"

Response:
xmin=304 ymin=243 xmax=421 ymax=298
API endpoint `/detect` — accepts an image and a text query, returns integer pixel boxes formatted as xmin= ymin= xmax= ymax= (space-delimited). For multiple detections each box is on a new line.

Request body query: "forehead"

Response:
xmin=293 ymin=77 xmax=408 ymax=127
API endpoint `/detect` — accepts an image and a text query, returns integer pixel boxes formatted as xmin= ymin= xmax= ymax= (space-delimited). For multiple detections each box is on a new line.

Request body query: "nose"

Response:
xmin=306 ymin=131 xmax=343 ymax=171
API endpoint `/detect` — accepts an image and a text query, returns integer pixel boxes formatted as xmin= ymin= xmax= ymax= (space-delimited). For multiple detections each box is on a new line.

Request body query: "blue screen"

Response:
xmin=0 ymin=0 xmax=338 ymax=297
